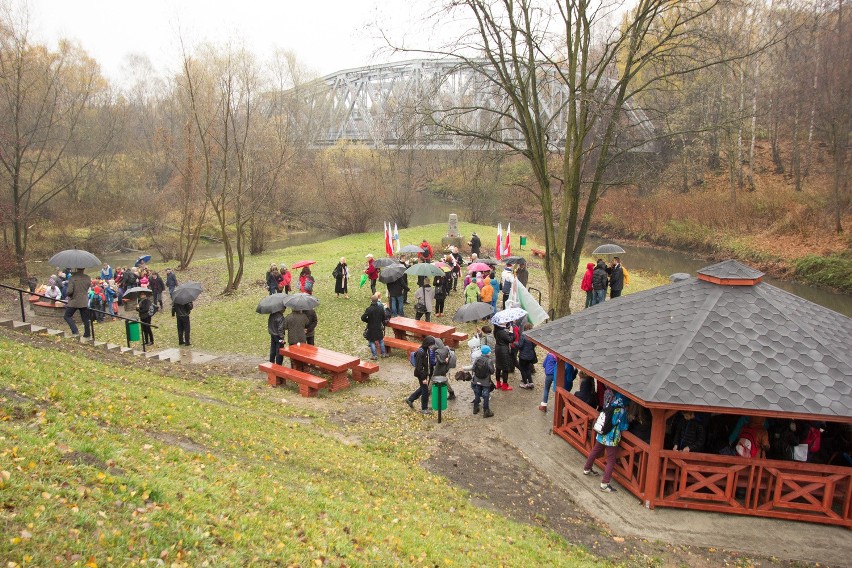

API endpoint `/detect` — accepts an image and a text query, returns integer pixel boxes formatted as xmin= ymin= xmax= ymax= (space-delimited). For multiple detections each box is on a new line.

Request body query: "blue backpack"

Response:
xmin=409 ymin=347 xmax=437 ymax=368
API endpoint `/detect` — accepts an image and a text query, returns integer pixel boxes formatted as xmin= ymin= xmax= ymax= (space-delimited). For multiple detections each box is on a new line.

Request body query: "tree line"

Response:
xmin=0 ymin=0 xmax=847 ymax=308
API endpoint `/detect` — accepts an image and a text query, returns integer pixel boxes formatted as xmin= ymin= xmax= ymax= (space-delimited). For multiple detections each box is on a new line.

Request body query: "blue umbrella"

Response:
xmin=135 ymin=254 xmax=152 ymax=267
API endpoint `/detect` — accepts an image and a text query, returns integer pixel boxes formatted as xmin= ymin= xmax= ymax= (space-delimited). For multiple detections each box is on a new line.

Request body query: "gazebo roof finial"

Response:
xmin=697 ymin=259 xmax=764 ymax=286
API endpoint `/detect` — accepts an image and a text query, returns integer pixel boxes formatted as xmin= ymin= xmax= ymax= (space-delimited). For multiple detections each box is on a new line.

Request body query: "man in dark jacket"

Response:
xmin=172 ymin=300 xmax=193 ymax=346
xmin=150 ymin=272 xmax=165 ymax=309
xmin=165 ymin=268 xmax=178 ymax=299
xmin=386 ymin=275 xmax=407 ymax=317
xmin=361 ymin=293 xmax=387 ymax=359
xmin=468 ymin=232 xmax=481 ymax=256
xmin=607 ymin=257 xmax=624 ymax=299
xmin=471 ymin=346 xmax=495 ymax=417
xmin=283 ymin=310 xmax=309 ymax=345
xmin=267 ymin=309 xmax=285 ymax=364
xmin=63 ymin=268 xmax=92 ymax=338
xmin=304 ymin=308 xmax=318 ymax=345
xmin=591 ymin=260 xmax=608 ymax=306
xmin=406 ymin=335 xmax=436 ymax=413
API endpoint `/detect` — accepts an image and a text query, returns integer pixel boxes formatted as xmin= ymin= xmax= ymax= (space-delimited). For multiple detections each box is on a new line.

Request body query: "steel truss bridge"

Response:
xmin=278 ymin=59 xmax=657 ymax=152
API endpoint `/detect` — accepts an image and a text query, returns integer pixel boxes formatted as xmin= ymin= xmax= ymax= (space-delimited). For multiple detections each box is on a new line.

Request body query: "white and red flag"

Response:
xmin=503 ymin=223 xmax=511 ymax=257
xmin=384 ymin=222 xmax=394 ymax=256
xmin=495 ymin=223 xmax=503 ymax=260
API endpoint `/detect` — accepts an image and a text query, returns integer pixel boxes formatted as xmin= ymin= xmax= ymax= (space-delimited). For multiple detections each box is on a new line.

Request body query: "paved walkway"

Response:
xmin=496 ymin=406 xmax=851 ymax=566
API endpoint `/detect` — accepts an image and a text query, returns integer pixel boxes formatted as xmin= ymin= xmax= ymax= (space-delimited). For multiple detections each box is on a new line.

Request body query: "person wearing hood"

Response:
xmin=580 ymin=262 xmax=595 ymax=308
xmin=591 ymin=259 xmax=609 ymax=306
xmin=431 ymin=338 xmax=456 ymax=400
xmin=583 ymin=391 xmax=630 ymax=493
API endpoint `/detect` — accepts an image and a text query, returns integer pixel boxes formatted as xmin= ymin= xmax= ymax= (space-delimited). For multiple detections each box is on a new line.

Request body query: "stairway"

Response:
xmin=0 ymin=317 xmax=213 ymax=363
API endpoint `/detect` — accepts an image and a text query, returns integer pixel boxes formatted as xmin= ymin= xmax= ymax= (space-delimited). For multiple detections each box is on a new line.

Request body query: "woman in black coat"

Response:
xmin=360 ymin=293 xmax=386 ymax=359
xmin=493 ymin=324 xmax=515 ymax=391
xmin=137 ymin=292 xmax=155 ymax=346
xmin=333 ymin=257 xmax=348 ymax=298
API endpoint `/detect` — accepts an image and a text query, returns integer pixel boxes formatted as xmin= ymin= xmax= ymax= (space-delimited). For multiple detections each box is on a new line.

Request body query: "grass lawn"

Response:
xmin=88 ymin=223 xmax=668 ymax=357
xmin=0 ymin=337 xmax=607 ymax=566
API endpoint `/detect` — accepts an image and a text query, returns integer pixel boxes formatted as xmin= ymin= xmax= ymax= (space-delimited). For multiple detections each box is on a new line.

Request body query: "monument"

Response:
xmin=441 ymin=213 xmax=464 ymax=252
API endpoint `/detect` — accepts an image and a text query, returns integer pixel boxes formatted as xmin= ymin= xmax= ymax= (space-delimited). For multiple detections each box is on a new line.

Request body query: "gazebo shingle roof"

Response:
xmin=526 ymin=261 xmax=852 ymax=418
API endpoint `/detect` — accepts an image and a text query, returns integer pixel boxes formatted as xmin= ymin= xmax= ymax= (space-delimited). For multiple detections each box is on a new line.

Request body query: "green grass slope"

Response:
xmin=0 ymin=337 xmax=604 ymax=566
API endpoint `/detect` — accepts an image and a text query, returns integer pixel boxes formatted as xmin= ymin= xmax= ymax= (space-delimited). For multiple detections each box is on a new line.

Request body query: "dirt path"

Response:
xmin=0 ymin=325 xmax=838 ymax=567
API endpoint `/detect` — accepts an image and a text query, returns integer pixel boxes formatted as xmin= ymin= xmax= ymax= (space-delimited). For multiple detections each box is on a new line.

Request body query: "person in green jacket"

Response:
xmin=464 ymin=278 xmax=480 ymax=304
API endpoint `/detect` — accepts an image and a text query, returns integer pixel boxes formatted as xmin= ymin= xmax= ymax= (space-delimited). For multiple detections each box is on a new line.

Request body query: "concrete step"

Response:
xmin=0 ymin=318 xmax=13 ymax=328
xmin=105 ymin=343 xmax=121 ymax=352
xmin=11 ymin=321 xmax=31 ymax=331
xmin=119 ymin=347 xmax=134 ymax=354
xmin=29 ymin=325 xmax=48 ymax=334
xmin=93 ymin=341 xmax=106 ymax=348
xmin=45 ymin=329 xmax=65 ymax=337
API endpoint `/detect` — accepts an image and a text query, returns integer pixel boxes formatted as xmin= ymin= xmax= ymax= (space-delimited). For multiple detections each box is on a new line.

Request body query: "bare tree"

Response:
xmin=0 ymin=6 xmax=114 ymax=279
xmin=414 ymin=0 xmax=762 ymax=316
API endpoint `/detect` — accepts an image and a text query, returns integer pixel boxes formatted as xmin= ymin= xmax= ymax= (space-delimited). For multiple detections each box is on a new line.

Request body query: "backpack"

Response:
xmin=623 ymin=267 xmax=631 ymax=286
xmin=593 ymin=405 xmax=616 ymax=435
xmin=736 ymin=428 xmax=760 ymax=458
xmin=304 ymin=276 xmax=314 ymax=292
xmin=409 ymin=347 xmax=436 ymax=368
xmin=148 ymin=302 xmax=158 ymax=317
xmin=447 ymin=348 xmax=457 ymax=369
xmin=473 ymin=357 xmax=490 ymax=379
xmin=382 ymin=306 xmax=392 ymax=326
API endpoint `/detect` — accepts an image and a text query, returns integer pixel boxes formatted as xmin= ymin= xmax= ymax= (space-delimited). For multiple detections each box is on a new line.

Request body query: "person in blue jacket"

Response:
xmin=539 ymin=353 xmax=577 ymax=411
xmin=583 ymin=391 xmax=629 ymax=493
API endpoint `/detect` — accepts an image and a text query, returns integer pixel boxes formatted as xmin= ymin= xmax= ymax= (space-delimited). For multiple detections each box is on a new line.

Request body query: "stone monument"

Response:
xmin=441 ymin=213 xmax=464 ymax=252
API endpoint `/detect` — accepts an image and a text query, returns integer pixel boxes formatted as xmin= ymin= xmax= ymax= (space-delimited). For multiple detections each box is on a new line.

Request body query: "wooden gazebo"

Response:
xmin=527 ymin=260 xmax=851 ymax=527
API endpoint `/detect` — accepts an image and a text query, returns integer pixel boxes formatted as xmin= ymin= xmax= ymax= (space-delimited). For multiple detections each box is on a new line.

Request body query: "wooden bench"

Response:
xmin=259 ymin=362 xmax=328 ymax=397
xmin=383 ymin=336 xmax=420 ymax=355
xmin=352 ymin=360 xmax=380 ymax=383
xmin=447 ymin=331 xmax=469 ymax=347
xmin=531 ymin=248 xmax=546 ymax=258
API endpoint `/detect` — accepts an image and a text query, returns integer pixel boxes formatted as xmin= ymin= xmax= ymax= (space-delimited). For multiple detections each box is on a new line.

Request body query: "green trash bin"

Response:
xmin=432 ymin=376 xmax=448 ymax=415
xmin=127 ymin=321 xmax=141 ymax=342
xmin=519 ymin=235 xmax=528 ymax=247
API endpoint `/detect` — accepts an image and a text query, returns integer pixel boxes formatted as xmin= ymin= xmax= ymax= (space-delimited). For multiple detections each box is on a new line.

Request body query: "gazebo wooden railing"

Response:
xmin=553 ymin=388 xmax=852 ymax=528
xmin=553 ymin=387 xmax=650 ymax=499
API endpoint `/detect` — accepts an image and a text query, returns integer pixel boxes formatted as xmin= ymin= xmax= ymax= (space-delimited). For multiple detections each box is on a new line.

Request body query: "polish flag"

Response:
xmin=495 ymin=223 xmax=503 ymax=260
xmin=384 ymin=222 xmax=394 ymax=256
xmin=503 ymin=223 xmax=511 ymax=257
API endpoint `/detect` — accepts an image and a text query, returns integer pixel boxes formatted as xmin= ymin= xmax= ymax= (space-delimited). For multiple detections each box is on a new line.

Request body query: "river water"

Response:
xmin=29 ymin=200 xmax=851 ymax=318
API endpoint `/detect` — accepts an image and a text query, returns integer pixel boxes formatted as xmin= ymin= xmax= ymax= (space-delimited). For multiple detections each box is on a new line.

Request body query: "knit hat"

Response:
xmin=480 ymin=345 xmax=491 ymax=355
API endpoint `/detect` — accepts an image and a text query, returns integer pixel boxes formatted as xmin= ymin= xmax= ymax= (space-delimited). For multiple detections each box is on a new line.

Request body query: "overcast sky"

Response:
xmin=28 ymin=0 xmax=445 ymax=84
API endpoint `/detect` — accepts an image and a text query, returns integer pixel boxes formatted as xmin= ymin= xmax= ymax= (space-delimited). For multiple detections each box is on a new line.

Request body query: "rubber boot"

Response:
xmin=483 ymin=409 xmax=494 ymax=418
xmin=495 ymin=381 xmax=503 ymax=390
xmin=502 ymin=382 xmax=513 ymax=391
xmin=473 ymin=403 xmax=480 ymax=414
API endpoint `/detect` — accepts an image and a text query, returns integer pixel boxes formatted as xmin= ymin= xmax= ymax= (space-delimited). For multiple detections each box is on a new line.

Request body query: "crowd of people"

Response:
xmin=31 ymin=261 xmax=185 ymax=346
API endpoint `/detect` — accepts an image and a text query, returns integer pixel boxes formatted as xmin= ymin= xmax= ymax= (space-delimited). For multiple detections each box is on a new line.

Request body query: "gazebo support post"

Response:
xmin=643 ymin=408 xmax=668 ymax=509
xmin=556 ymin=360 xmax=566 ymax=390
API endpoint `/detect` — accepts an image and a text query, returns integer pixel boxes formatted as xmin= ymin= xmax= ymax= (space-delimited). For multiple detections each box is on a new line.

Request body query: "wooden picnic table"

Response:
xmin=279 ymin=343 xmax=360 ymax=392
xmin=386 ymin=317 xmax=467 ymax=347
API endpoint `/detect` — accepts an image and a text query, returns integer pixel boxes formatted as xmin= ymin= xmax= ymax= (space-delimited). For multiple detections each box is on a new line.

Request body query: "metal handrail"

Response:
xmin=0 ymin=282 xmax=158 ymax=351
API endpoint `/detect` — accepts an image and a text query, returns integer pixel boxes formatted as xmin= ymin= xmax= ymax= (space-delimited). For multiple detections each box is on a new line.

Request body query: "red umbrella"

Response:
xmin=290 ymin=260 xmax=316 ymax=269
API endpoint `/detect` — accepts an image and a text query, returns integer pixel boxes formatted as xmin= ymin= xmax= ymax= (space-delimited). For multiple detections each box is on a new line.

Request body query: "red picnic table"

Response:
xmin=386 ymin=317 xmax=468 ymax=347
xmin=279 ymin=343 xmax=360 ymax=392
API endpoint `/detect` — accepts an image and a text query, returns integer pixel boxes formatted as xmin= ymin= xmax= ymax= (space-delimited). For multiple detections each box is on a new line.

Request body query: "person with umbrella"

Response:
xmin=432 ymin=272 xmax=447 ymax=317
xmin=608 ymin=256 xmax=625 ymax=299
xmin=283 ymin=310 xmax=309 ymax=345
xmin=137 ymin=292 xmax=155 ymax=346
xmin=298 ymin=266 xmax=315 ymax=295
xmin=64 ymin=268 xmax=92 ymax=338
xmin=384 ymin=269 xmax=408 ymax=316
xmin=267 ymin=307 xmax=286 ymax=364
xmin=332 ymin=257 xmax=349 ymax=298
xmin=492 ymin=322 xmax=516 ymax=391
xmin=172 ymin=299 xmax=193 ymax=346
xmin=361 ymin=292 xmax=387 ymax=360
xmin=592 ymin=259 xmax=609 ymax=305
xmin=414 ymin=280 xmax=435 ymax=322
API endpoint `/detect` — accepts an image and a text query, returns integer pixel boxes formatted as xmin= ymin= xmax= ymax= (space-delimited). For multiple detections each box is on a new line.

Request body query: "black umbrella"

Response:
xmin=378 ymin=263 xmax=407 ymax=283
xmin=399 ymin=244 xmax=425 ymax=254
xmin=172 ymin=281 xmax=203 ymax=305
xmin=503 ymin=256 xmax=526 ymax=265
xmin=452 ymin=302 xmax=494 ymax=323
xmin=592 ymin=244 xmax=625 ymax=256
xmin=478 ymin=258 xmax=498 ymax=266
xmin=282 ymin=292 xmax=320 ymax=311
xmin=374 ymin=257 xmax=398 ymax=268
xmin=48 ymin=249 xmax=101 ymax=269
xmin=256 ymin=293 xmax=289 ymax=314
xmin=122 ymin=286 xmax=152 ymax=300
